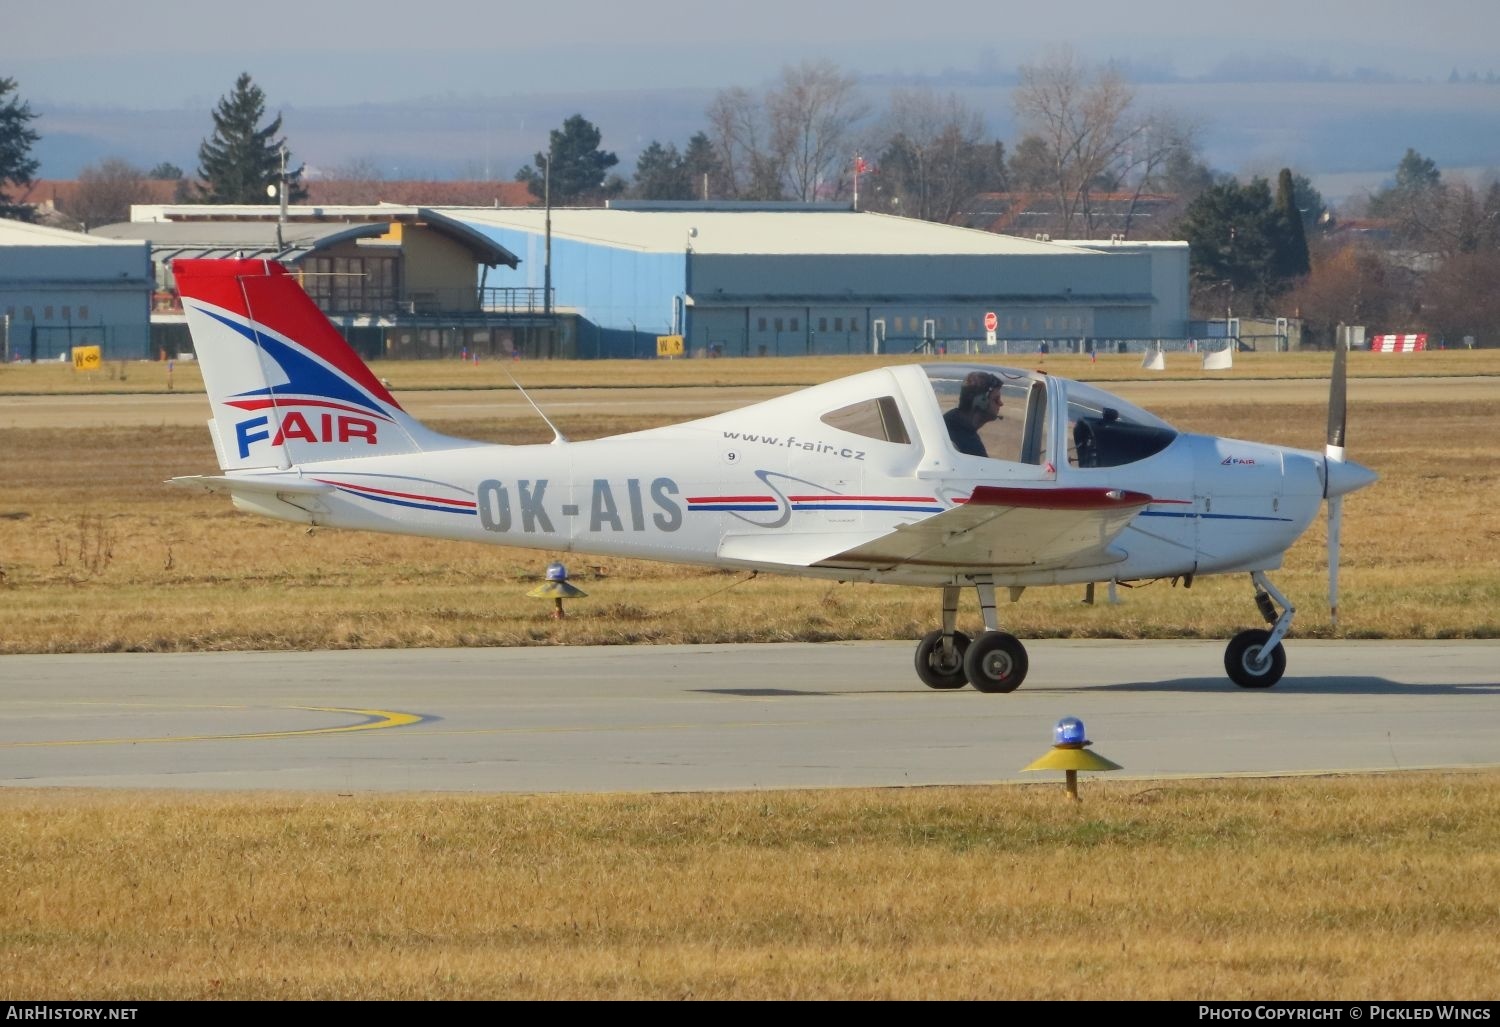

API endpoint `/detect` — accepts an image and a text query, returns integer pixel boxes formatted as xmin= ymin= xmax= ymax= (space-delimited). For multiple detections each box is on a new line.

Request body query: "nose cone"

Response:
xmin=1325 ymin=457 xmax=1378 ymax=498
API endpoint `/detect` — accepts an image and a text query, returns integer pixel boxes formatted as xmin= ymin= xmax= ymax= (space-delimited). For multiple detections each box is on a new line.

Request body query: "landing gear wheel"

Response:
xmin=963 ymin=631 xmax=1029 ymax=693
xmin=1224 ymin=629 xmax=1286 ymax=688
xmin=914 ymin=630 xmax=971 ymax=689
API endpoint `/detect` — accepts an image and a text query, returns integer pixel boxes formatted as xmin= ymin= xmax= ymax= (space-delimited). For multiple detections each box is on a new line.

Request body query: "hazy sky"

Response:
xmin=7 ymin=0 xmax=1499 ymax=108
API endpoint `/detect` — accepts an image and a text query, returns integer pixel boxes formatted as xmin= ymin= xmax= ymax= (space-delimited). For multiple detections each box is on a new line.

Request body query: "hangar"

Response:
xmin=0 ymin=219 xmax=152 ymax=361
xmin=94 ymin=206 xmax=523 ymax=359
xmin=450 ymin=201 xmax=1189 ymax=359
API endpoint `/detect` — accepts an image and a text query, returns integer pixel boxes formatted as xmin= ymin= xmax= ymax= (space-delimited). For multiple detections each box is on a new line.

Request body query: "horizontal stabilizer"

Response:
xmin=167 ymin=474 xmax=335 ymax=497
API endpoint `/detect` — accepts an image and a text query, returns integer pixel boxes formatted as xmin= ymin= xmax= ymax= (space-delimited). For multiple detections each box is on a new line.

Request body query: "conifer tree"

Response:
xmin=0 ymin=77 xmax=41 ymax=221
xmin=195 ymin=73 xmax=306 ymax=205
xmin=1273 ymin=168 xmax=1312 ymax=280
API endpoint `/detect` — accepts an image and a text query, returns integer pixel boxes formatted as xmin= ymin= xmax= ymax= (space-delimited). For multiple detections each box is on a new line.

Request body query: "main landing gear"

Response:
xmin=1224 ymin=570 xmax=1293 ymax=688
xmin=914 ymin=581 xmax=1029 ymax=693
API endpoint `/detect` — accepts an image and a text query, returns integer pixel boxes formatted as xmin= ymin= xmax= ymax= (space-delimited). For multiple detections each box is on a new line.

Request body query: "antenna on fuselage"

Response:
xmin=507 ymin=371 xmax=569 ymax=444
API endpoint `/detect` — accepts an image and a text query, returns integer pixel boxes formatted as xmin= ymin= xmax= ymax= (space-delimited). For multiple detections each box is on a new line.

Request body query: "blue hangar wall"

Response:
xmin=468 ymin=223 xmax=684 ymax=359
xmin=459 ymin=217 xmax=1185 ymax=359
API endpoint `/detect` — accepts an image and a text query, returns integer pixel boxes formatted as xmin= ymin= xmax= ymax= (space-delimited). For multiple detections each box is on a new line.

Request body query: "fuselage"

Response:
xmin=231 ymin=364 xmax=1338 ymax=589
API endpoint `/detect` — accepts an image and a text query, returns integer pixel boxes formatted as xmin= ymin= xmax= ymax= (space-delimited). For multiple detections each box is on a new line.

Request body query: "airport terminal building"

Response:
xmin=450 ymin=201 xmax=1190 ymax=359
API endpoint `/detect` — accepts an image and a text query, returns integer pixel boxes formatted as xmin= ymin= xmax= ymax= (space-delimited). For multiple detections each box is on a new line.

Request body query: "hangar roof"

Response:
xmin=448 ymin=205 xmax=1101 ymax=257
xmin=91 ymin=219 xmax=394 ymax=264
xmin=0 ymin=218 xmax=147 ymax=248
xmin=111 ymin=204 xmax=519 ymax=267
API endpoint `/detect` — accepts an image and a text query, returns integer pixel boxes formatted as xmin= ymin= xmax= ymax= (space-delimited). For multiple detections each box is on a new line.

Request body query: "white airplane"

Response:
xmin=170 ymin=258 xmax=1377 ymax=692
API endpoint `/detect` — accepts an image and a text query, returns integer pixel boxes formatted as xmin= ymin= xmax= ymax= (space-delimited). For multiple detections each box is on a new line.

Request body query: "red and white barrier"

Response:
xmin=1370 ymin=333 xmax=1427 ymax=352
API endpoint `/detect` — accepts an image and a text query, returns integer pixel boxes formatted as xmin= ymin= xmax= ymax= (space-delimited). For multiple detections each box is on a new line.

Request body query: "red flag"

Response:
xmin=855 ymin=155 xmax=869 ymax=174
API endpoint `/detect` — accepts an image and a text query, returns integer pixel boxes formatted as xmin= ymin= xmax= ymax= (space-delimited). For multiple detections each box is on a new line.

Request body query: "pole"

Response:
xmin=543 ymin=148 xmax=552 ymax=317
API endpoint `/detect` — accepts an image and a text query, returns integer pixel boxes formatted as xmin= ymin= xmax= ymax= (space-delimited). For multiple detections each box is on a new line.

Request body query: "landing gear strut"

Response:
xmin=913 ymin=579 xmax=1030 ymax=693
xmin=1225 ymin=570 xmax=1292 ymax=688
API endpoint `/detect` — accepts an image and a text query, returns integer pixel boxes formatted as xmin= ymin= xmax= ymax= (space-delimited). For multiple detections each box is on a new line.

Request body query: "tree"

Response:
xmin=1013 ymin=48 xmax=1203 ymax=238
xmin=767 ymin=60 xmax=868 ymax=202
xmin=1367 ymin=148 xmax=1445 ymax=248
xmin=0 ymin=77 xmax=41 ymax=221
xmin=148 ymin=162 xmax=184 ymax=180
xmin=1273 ymin=168 xmax=1312 ymax=280
xmin=196 ymin=73 xmax=306 ymax=205
xmin=1419 ymin=249 xmax=1500 ymax=345
xmin=706 ymin=63 xmax=868 ymax=203
xmin=1283 ymin=243 xmax=1412 ymax=346
xmin=680 ymin=132 xmax=724 ymax=201
xmin=631 ymin=141 xmax=693 ymax=200
xmin=515 ymin=114 xmax=620 ymax=205
xmin=872 ymin=88 xmax=1006 ymax=223
xmin=72 ymin=158 xmax=150 ymax=231
xmin=1177 ymin=178 xmax=1282 ymax=316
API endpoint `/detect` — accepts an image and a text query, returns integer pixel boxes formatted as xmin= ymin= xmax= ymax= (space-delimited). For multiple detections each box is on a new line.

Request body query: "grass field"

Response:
xmin=2 ymin=772 xmax=1497 ymax=1000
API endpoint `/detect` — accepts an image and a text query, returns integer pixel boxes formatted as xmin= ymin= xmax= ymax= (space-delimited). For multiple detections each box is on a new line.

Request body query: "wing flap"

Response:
xmin=718 ymin=531 xmax=891 ymax=568
xmin=813 ymin=485 xmax=1153 ymax=572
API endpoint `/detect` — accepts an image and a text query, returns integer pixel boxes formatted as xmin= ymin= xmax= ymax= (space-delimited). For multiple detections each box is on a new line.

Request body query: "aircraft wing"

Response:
xmin=809 ymin=485 xmax=1154 ymax=573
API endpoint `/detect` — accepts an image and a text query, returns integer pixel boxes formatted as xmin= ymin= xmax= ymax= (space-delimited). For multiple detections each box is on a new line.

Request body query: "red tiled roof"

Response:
xmin=21 ymin=179 xmax=183 ymax=209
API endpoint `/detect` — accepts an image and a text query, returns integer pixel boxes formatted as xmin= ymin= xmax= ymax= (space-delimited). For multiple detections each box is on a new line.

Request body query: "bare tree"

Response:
xmin=768 ymin=60 xmax=868 ymax=202
xmin=1014 ymin=47 xmax=1194 ymax=238
xmin=874 ymin=88 xmax=1004 ymax=222
xmin=313 ymin=157 xmax=388 ymax=204
xmin=706 ymin=86 xmax=776 ymax=200
xmin=72 ymin=158 xmax=149 ymax=231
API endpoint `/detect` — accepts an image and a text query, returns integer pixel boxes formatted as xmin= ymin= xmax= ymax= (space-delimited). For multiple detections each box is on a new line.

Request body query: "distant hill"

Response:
xmin=31 ymin=79 xmax=1500 ymax=207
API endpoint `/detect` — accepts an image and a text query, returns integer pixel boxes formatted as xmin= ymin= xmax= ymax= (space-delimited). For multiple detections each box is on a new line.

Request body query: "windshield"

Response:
xmin=1061 ymin=379 xmax=1178 ymax=468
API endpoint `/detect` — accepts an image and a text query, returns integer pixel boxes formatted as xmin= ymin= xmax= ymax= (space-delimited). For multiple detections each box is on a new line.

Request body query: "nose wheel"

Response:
xmin=1224 ymin=571 xmax=1294 ymax=688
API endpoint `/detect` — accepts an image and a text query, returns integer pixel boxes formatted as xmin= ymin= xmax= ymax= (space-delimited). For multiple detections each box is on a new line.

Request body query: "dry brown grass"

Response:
xmin=1 ymin=772 xmax=1495 ymax=1000
xmin=1 ymin=352 xmax=1497 ymax=653
xmin=2 ymin=348 xmax=1496 ymax=398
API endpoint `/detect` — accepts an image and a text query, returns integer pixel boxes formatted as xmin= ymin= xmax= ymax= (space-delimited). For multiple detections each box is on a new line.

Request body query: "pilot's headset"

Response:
xmin=970 ymin=376 xmax=1000 ymax=414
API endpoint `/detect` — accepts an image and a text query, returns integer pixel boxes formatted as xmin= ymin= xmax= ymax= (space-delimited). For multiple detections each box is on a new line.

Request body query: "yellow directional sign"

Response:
xmin=71 ymin=345 xmax=101 ymax=372
xmin=656 ymin=334 xmax=684 ymax=357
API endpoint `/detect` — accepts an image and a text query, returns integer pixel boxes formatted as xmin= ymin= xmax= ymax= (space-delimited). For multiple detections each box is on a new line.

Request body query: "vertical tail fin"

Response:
xmin=174 ymin=258 xmax=459 ymax=470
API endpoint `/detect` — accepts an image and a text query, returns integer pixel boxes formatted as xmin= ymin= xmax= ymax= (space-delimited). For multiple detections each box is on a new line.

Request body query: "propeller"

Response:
xmin=1322 ymin=340 xmax=1379 ymax=626
xmin=1325 ymin=339 xmax=1348 ymax=625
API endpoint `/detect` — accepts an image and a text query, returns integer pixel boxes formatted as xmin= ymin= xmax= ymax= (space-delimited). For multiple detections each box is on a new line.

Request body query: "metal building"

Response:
xmin=0 ymin=220 xmax=152 ymax=362
xmin=449 ymin=201 xmax=1189 ymax=359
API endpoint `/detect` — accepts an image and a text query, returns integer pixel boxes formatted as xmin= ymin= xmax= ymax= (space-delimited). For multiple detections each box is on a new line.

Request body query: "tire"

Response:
xmin=914 ymin=630 xmax=971 ymax=689
xmin=963 ymin=631 xmax=1029 ymax=693
xmin=1224 ymin=629 xmax=1286 ymax=688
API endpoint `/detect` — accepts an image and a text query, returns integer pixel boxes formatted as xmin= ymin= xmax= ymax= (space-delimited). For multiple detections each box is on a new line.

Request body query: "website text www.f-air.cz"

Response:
xmin=1199 ymin=1007 xmax=1492 ymax=1021
xmin=722 ymin=431 xmax=865 ymax=461
xmin=5 ymin=1009 xmax=138 ymax=1021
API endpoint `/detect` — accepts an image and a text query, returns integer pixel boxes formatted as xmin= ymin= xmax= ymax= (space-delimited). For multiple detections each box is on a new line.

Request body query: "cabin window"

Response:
xmin=820 ymin=396 xmax=912 ymax=445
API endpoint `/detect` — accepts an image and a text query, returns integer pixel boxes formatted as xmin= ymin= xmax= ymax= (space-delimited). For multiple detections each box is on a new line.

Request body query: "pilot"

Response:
xmin=944 ymin=371 xmax=1004 ymax=457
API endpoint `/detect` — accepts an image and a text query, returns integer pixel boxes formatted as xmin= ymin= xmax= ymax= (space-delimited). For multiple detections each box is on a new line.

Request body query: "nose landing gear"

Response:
xmin=1225 ymin=570 xmax=1293 ymax=688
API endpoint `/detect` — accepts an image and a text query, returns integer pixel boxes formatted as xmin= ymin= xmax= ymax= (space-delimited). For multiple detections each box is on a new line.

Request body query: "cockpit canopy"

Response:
xmin=813 ymin=363 xmax=1179 ymax=471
